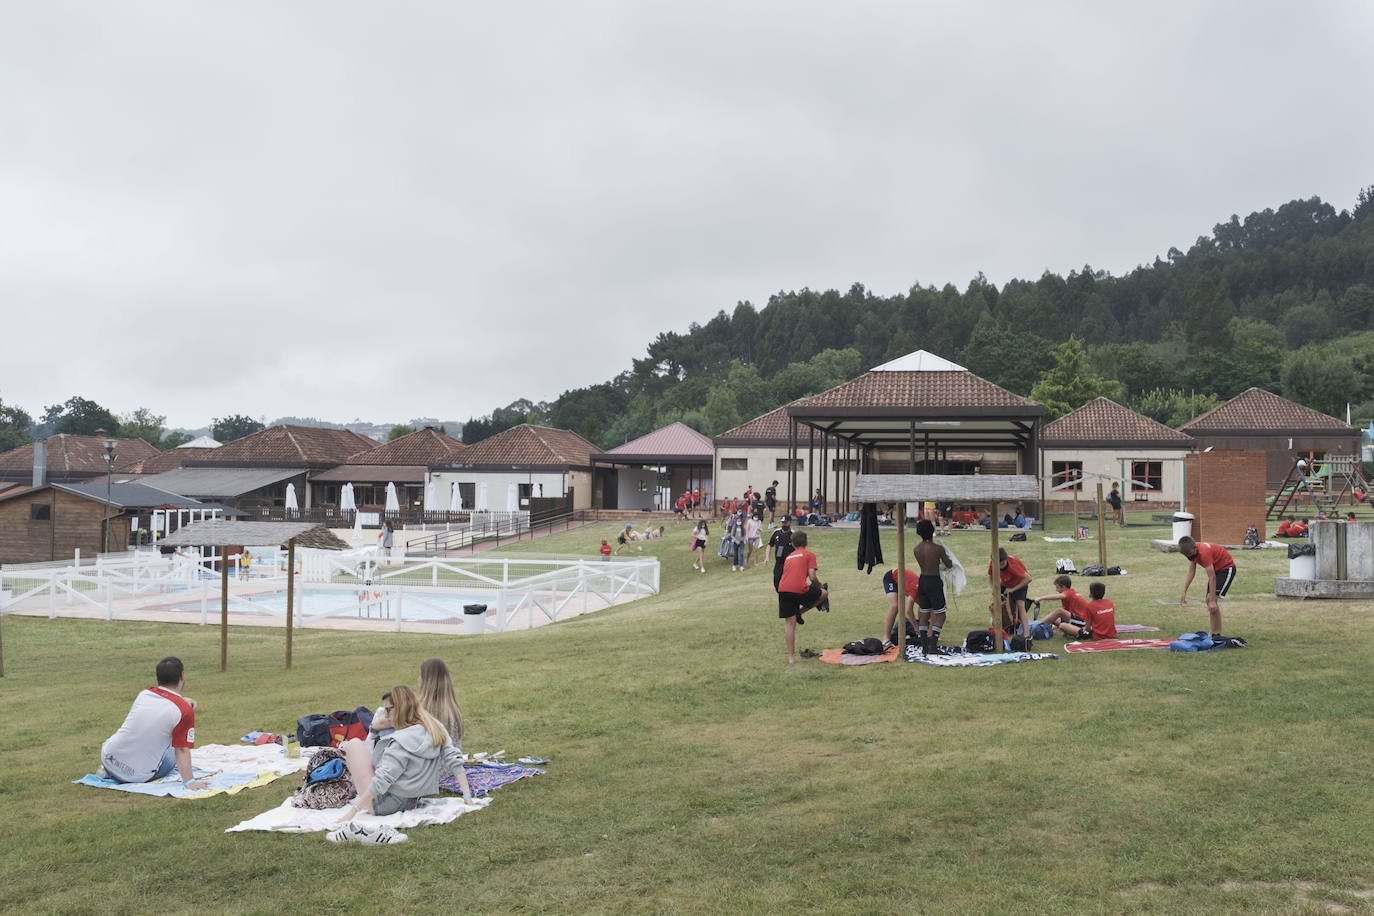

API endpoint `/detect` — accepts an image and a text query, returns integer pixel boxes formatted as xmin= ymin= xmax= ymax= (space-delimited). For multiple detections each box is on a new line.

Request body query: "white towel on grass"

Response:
xmin=227 ymin=795 xmax=489 ymax=833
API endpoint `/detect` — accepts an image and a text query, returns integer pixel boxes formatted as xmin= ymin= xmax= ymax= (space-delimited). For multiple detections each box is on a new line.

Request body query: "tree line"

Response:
xmin=460 ymin=184 xmax=1374 ymax=441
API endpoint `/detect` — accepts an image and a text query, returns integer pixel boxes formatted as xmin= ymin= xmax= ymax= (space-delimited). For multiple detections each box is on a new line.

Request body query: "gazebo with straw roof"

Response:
xmin=159 ymin=521 xmax=350 ymax=670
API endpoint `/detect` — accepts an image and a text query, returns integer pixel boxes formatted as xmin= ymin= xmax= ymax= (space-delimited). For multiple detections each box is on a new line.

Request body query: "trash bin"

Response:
xmin=463 ymin=603 xmax=487 ymax=635
xmin=1287 ymin=543 xmax=1316 ymax=580
xmin=1172 ymin=512 xmax=1194 ymax=542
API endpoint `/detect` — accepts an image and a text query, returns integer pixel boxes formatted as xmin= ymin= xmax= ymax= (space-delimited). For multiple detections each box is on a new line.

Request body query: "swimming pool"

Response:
xmin=168 ymin=587 xmax=496 ymax=623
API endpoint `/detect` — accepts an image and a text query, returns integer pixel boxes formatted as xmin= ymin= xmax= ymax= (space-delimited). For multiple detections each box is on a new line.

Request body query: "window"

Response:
xmin=720 ymin=458 xmax=748 ymax=470
xmin=831 ymin=458 xmax=859 ymax=471
xmin=1131 ymin=461 xmax=1163 ymax=492
xmin=1051 ymin=461 xmax=1083 ymax=492
xmin=30 ymin=504 xmax=51 ymax=521
xmin=636 ymin=479 xmax=649 ymax=492
xmin=776 ymin=458 xmax=803 ymax=471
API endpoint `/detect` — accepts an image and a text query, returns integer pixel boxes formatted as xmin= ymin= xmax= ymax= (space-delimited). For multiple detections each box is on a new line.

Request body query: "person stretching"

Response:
xmin=1177 ymin=535 xmax=1236 ymax=638
xmin=776 ymin=531 xmax=828 ymax=664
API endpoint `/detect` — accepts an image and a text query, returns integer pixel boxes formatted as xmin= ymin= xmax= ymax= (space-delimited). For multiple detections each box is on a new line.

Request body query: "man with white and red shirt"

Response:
xmin=100 ymin=657 xmax=209 ymax=789
xmin=776 ymin=532 xmax=828 ymax=664
xmin=1178 ymin=535 xmax=1236 ymax=637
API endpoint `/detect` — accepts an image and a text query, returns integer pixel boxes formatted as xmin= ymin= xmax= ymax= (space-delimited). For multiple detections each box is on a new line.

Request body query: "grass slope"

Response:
xmin=3 ymin=519 xmax=1373 ymax=914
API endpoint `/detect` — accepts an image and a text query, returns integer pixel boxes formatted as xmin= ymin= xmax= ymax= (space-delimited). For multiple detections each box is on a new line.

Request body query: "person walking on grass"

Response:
xmin=744 ymin=512 xmax=763 ymax=567
xmin=690 ymin=520 xmax=709 ymax=573
xmin=1177 ymin=535 xmax=1235 ymax=638
xmin=776 ymin=531 xmax=829 ymax=664
xmin=765 ymin=480 xmax=778 ymax=524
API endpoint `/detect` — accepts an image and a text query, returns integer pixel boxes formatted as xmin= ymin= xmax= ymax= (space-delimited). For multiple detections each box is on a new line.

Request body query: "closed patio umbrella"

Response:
xmin=426 ymin=480 xmax=437 ymax=511
xmin=477 ymin=481 xmax=488 ymax=511
xmin=284 ymin=483 xmax=298 ymax=517
xmin=449 ymin=482 xmax=463 ymax=512
xmin=340 ymin=482 xmax=356 ymax=513
xmin=385 ymin=482 xmax=400 ymax=513
xmin=507 ymin=483 xmax=519 ymax=512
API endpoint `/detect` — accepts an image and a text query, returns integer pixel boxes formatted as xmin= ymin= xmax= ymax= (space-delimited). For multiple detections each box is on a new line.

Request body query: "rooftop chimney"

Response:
xmin=32 ymin=439 xmax=46 ymax=488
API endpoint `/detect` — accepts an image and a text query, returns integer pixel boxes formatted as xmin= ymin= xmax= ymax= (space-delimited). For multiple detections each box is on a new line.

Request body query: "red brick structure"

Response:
xmin=1183 ymin=450 xmax=1268 ymax=544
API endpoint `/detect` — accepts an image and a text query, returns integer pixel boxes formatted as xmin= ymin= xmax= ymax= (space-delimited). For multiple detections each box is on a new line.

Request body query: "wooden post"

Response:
xmin=989 ymin=500 xmax=1004 ymax=652
xmin=1096 ymin=483 xmax=1107 ymax=570
xmin=220 ymin=551 xmax=229 ymax=672
xmin=895 ymin=502 xmax=908 ymax=654
xmin=285 ymin=538 xmax=296 ymax=669
xmin=0 ymin=601 xmax=6 ymax=676
xmin=1072 ymin=475 xmax=1080 ymax=538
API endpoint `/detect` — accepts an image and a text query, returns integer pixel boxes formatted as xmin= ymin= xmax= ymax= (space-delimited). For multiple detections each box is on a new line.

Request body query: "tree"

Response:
xmin=1029 ymin=336 xmax=1125 ymax=420
xmin=387 ymin=424 xmax=415 ymax=441
xmin=1132 ymin=389 xmax=1222 ymax=428
xmin=119 ymin=407 xmax=166 ymax=446
xmin=41 ymin=396 xmax=121 ymax=437
xmin=1281 ymin=347 xmax=1362 ymax=419
xmin=212 ymin=415 xmax=265 ymax=442
xmin=0 ymin=397 xmax=32 ymax=452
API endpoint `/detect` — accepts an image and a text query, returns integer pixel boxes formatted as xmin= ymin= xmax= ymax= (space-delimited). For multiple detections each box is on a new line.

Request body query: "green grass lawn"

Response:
xmin=4 ymin=517 xmax=1373 ymax=914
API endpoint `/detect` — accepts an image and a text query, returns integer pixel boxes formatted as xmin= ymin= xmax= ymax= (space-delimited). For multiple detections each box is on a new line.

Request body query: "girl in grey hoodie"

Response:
xmin=337 ymin=685 xmax=471 ymax=821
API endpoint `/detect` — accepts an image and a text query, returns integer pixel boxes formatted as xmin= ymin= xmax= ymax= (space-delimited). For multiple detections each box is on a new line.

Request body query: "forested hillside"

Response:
xmin=465 ymin=186 xmax=1374 ymax=446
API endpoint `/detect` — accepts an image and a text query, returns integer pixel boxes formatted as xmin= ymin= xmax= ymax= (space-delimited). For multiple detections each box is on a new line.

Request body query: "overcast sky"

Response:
xmin=3 ymin=1 xmax=1371 ymax=431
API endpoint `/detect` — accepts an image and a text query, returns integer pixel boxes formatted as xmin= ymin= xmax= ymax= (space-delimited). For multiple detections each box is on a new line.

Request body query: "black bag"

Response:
xmin=888 ymin=620 xmax=919 ymax=643
xmin=1081 ymin=564 xmax=1106 ymax=576
xmin=296 ymin=714 xmax=333 ymax=747
xmin=842 ymin=638 xmax=884 ymax=656
xmin=1009 ymin=635 xmax=1032 ymax=652
xmin=1107 ymin=566 xmax=1122 ymax=575
xmin=965 ymin=630 xmax=994 ymax=653
xmin=1244 ymin=526 xmax=1260 ymax=547
xmin=1009 ymin=532 xmax=1027 ymax=541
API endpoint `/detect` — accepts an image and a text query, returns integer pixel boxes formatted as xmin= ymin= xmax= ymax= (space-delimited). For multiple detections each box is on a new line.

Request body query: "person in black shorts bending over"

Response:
xmin=775 ymin=531 xmax=829 ymax=663
xmin=911 ymin=519 xmax=954 ymax=654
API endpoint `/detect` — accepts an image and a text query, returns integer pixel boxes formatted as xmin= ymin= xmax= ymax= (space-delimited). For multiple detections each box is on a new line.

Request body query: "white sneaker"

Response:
xmin=326 ymin=822 xmax=408 ymax=845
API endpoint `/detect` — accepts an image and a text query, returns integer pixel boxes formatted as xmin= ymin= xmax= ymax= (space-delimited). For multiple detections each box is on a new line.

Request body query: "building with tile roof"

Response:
xmin=306 ymin=427 xmax=470 ymax=512
xmin=0 ymin=434 xmax=160 ymax=487
xmin=589 ymin=422 xmax=714 ymax=510
xmin=431 ymin=424 xmax=598 ymax=511
xmin=1178 ymin=388 xmax=1360 ymax=488
xmin=1041 ymin=397 xmax=1195 ymax=511
xmin=180 ymin=424 xmax=378 ymax=468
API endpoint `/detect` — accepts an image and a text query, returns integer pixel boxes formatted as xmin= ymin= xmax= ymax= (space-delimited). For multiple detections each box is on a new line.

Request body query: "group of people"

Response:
xmin=100 ymin=656 xmax=474 ymax=846
xmin=718 ymin=481 xmax=781 ymax=523
xmin=672 ymin=489 xmax=705 ymax=521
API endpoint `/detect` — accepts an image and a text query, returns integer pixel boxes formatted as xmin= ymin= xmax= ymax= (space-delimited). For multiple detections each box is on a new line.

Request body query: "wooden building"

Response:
xmin=0 ymin=485 xmax=131 ymax=564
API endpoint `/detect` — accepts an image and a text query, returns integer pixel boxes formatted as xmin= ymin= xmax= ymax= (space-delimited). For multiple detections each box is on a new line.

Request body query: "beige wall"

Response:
xmin=1040 ymin=448 xmax=1189 ymax=509
xmin=427 ymin=469 xmax=591 ymax=511
xmin=715 ymin=445 xmax=857 ymax=512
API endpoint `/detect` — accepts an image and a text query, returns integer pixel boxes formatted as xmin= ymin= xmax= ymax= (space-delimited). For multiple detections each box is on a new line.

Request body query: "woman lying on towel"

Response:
xmin=334 ymin=685 xmax=472 ymax=827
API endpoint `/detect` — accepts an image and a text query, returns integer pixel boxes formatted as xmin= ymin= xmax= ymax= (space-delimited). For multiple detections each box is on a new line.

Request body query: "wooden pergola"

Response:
xmin=159 ymin=520 xmax=350 ymax=670
xmin=853 ymin=474 xmax=1041 ymax=654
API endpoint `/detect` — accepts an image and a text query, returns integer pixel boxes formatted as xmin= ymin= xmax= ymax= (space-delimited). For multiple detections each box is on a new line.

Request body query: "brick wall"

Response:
xmin=1184 ymin=450 xmax=1268 ymax=544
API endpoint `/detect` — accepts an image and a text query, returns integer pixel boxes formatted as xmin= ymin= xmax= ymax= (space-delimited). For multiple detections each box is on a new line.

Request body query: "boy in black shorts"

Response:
xmin=910 ymin=518 xmax=953 ymax=654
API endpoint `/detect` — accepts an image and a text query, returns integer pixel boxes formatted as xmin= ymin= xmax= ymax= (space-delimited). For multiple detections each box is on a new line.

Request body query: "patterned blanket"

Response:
xmin=441 ymin=762 xmax=546 ymax=796
xmin=818 ymin=646 xmax=901 ymax=666
xmin=227 ymin=795 xmax=489 ymax=833
xmin=1065 ymin=638 xmax=1175 ymax=653
xmin=902 ymin=646 xmax=1058 ymax=666
xmin=75 ymin=743 xmax=309 ymax=798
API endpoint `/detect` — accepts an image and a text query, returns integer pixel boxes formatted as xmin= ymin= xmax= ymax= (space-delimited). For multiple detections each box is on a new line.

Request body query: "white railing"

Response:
xmin=1 ymin=551 xmax=659 ymax=633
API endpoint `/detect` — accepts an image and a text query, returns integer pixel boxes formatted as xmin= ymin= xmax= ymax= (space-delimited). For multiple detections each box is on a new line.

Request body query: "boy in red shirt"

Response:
xmin=1178 ymin=535 xmax=1236 ymax=637
xmin=987 ymin=548 xmax=1033 ymax=637
xmin=776 ymin=532 xmax=829 ymax=664
xmin=599 ymin=540 xmax=612 ymax=561
xmin=1030 ymin=575 xmax=1089 ymax=635
xmin=1049 ymin=580 xmax=1117 ymax=640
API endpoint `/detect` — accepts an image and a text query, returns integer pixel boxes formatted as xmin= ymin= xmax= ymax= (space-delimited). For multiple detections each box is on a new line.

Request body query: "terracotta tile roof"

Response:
xmin=128 ymin=448 xmax=195 ymax=475
xmin=347 ymin=427 xmax=468 ymax=465
xmin=1179 ymin=388 xmax=1354 ymax=433
xmin=715 ymin=404 xmax=796 ymax=441
xmin=1043 ymin=398 xmax=1193 ymax=444
xmin=454 ymin=424 xmax=597 ymax=467
xmin=0 ymin=434 xmax=160 ymax=477
xmin=182 ymin=425 xmax=380 ymax=467
xmin=798 ymin=370 xmax=1039 ymax=410
xmin=605 ymin=422 xmax=714 ymax=458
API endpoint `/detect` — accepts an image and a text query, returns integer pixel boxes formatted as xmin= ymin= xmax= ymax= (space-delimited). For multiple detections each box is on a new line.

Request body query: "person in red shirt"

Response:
xmin=1275 ymin=517 xmax=1293 ymax=537
xmin=1178 ymin=535 xmax=1236 ymax=637
xmin=1030 ymin=576 xmax=1089 ymax=635
xmin=881 ymin=566 xmax=919 ymax=650
xmin=599 ymin=540 xmax=612 ymax=561
xmin=776 ymin=532 xmax=828 ymax=663
xmin=1081 ymin=582 xmax=1118 ymax=639
xmin=987 ymin=549 xmax=1033 ymax=637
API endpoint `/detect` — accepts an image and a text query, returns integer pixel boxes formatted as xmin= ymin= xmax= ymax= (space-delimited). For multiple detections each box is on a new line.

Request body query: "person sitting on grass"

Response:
xmin=417 ymin=658 xmax=471 ymax=792
xmin=1030 ymin=575 xmax=1089 ymax=637
xmin=776 ymin=531 xmax=829 ymax=664
xmin=331 ymin=685 xmax=471 ymax=845
xmin=1275 ymin=516 xmax=1294 ymax=537
xmin=99 ymin=656 xmax=210 ymax=790
xmin=1045 ymin=580 xmax=1117 ymax=640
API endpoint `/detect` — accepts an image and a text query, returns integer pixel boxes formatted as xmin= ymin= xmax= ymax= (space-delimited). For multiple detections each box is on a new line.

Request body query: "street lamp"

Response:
xmin=98 ymin=429 xmax=116 ymax=554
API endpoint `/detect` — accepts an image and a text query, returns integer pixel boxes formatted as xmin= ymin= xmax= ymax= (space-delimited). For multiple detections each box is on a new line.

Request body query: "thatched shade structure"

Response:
xmin=853 ymin=474 xmax=1040 ymax=653
xmin=161 ymin=520 xmax=349 ymax=670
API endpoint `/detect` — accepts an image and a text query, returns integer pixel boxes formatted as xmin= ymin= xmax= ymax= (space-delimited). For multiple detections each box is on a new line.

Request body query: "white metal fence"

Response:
xmin=0 ymin=548 xmax=659 ymax=633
